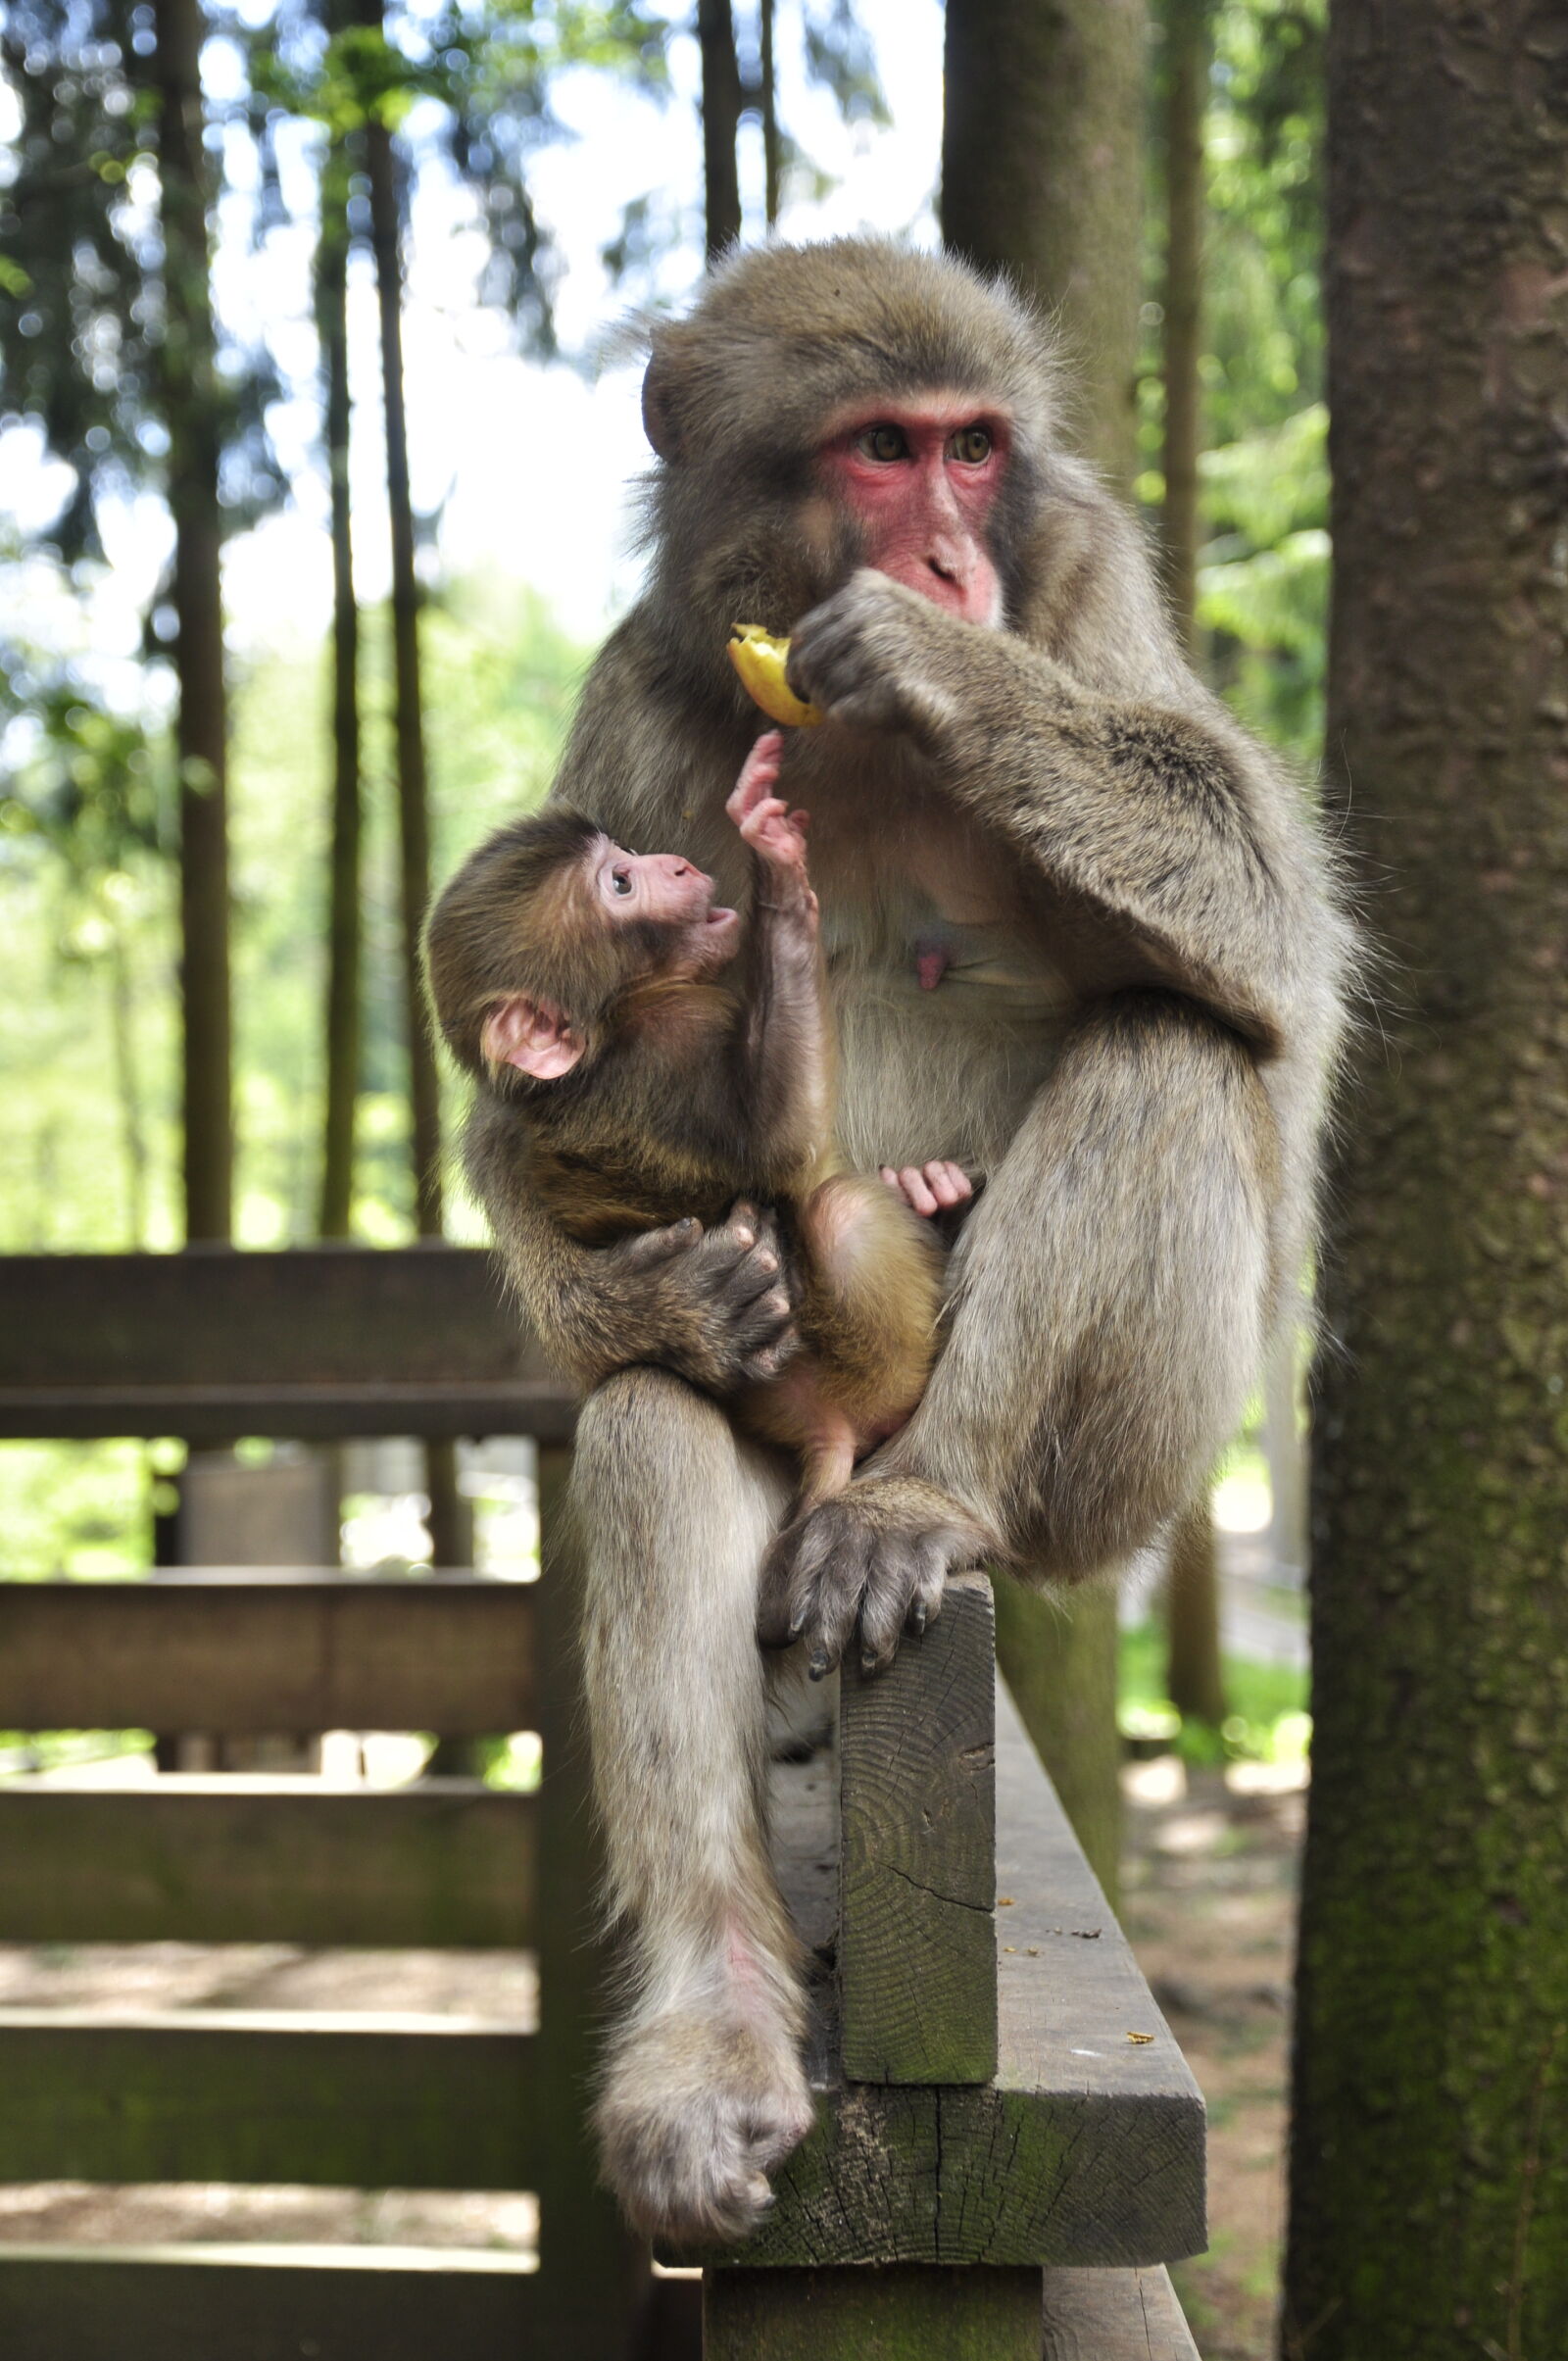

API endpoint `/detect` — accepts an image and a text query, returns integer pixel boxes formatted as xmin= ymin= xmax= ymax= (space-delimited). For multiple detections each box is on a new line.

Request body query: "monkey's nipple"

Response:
xmin=728 ymin=625 xmax=825 ymax=730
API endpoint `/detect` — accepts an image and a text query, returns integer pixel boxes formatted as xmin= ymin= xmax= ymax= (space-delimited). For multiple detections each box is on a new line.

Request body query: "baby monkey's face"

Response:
xmin=589 ymin=834 xmax=741 ymax=979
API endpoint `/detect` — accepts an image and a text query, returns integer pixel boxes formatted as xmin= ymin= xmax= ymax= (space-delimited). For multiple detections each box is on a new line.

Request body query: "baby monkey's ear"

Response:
xmin=481 ymin=995 xmax=585 ymax=1082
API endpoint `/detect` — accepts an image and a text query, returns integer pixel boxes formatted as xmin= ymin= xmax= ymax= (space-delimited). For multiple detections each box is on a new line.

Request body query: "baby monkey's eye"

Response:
xmin=858 ymin=423 xmax=908 ymax=464
xmin=950 ymin=424 xmax=992 ymax=464
xmin=612 ymin=867 xmax=633 ymax=896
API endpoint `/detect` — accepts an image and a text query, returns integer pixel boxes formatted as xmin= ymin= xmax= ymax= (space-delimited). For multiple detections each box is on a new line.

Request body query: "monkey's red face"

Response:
xmin=817 ymin=399 xmax=1009 ymax=626
xmin=591 ymin=837 xmax=741 ymax=975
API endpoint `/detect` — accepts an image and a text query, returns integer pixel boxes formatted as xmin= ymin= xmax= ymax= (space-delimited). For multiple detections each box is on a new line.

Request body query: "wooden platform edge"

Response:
xmin=0 ymin=2244 xmax=538 ymax=2361
xmin=1041 ymin=2262 xmax=1201 ymax=2360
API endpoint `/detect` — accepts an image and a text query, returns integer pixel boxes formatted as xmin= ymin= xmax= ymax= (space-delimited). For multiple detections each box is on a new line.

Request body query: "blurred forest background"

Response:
xmin=1 ymin=0 xmax=1324 ymax=1585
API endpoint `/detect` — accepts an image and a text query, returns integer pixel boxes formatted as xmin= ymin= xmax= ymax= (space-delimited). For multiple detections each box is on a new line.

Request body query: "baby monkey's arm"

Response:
xmin=725 ymin=732 xmax=835 ymax=1175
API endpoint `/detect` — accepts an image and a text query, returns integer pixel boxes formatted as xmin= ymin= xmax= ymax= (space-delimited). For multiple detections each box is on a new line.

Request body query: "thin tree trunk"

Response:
xmin=698 ymin=0 xmax=743 ymax=259
xmin=150 ymin=0 xmax=231 ymax=1243
xmin=316 ymin=102 xmax=362 ymax=1240
xmin=1285 ymin=4 xmax=1568 ymax=2353
xmin=108 ymin=919 xmax=149 ymax=1245
xmin=941 ymin=0 xmax=1149 ymax=1905
xmin=362 ymin=74 xmax=441 ymax=1242
xmin=1159 ymin=0 xmax=1205 ymax=659
xmin=1165 ymin=1498 xmax=1227 ymax=1728
xmin=760 ymin=0 xmax=780 ymax=231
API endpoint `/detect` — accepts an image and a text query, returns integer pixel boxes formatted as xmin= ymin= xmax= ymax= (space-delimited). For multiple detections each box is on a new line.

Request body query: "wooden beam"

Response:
xmin=1041 ymin=2264 xmax=1200 ymax=2359
xmin=705 ymin=2264 xmax=1044 ymax=2358
xmin=0 ymin=2013 xmax=536 ymax=2189
xmin=692 ymin=1675 xmax=1206 ymax=2270
xmin=838 ymin=1572 xmax=997 ymax=2084
xmin=0 ymin=2245 xmax=539 ymax=2361
xmin=0 ymin=1246 xmax=575 ymax=1441
xmin=0 ymin=1779 xmax=534 ymax=1946
xmin=0 ymin=1573 xmax=534 ymax=1735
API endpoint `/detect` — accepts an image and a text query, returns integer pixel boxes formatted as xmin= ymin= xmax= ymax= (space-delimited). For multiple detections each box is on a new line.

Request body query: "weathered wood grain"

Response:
xmin=0 ymin=2013 xmax=535 ymax=2189
xmin=705 ymin=2262 xmax=1044 ymax=2358
xmin=839 ymin=1573 xmax=997 ymax=2085
xmin=0 ymin=1573 xmax=534 ymax=1736
xmin=0 ymin=2244 xmax=537 ymax=2361
xmin=1040 ymin=2264 xmax=1200 ymax=2358
xmin=700 ymin=1671 xmax=1206 ymax=2270
xmin=0 ymin=1778 xmax=534 ymax=1946
xmin=0 ymin=1246 xmax=575 ymax=1441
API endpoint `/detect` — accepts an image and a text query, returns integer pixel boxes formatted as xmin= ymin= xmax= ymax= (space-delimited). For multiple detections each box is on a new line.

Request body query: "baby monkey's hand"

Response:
xmin=727 ymin=731 xmax=816 ymax=916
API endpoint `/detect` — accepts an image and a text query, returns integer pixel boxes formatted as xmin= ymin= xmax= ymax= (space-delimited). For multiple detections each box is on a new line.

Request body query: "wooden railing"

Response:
xmin=0 ymin=1248 xmax=1205 ymax=2357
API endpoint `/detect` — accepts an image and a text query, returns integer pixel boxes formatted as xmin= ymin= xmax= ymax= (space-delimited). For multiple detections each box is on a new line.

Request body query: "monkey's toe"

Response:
xmin=760 ymin=1473 xmax=995 ymax=1675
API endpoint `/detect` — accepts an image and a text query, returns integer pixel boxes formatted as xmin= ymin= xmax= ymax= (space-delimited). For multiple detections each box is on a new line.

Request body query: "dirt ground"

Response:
xmin=0 ymin=1760 xmax=1300 ymax=2361
xmin=1121 ymin=1753 xmax=1304 ymax=2361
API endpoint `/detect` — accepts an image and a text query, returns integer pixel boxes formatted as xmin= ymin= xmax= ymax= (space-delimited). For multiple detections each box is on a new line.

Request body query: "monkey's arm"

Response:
xmin=464 ymin=1099 xmax=797 ymax=1394
xmin=787 ymin=570 xmax=1325 ymax=1053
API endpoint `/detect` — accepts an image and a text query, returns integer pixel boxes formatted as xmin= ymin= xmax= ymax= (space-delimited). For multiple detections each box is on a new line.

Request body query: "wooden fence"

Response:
xmin=0 ymin=1247 xmax=1205 ymax=2356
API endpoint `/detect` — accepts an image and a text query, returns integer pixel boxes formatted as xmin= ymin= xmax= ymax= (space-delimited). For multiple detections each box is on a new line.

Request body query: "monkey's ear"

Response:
xmin=481 ymin=996 xmax=585 ymax=1083
xmin=640 ymin=355 xmax=681 ymax=461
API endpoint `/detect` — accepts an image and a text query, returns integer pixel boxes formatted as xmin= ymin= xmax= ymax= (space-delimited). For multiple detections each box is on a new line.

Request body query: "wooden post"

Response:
xmin=532 ymin=1443 xmax=645 ymax=2355
xmin=838 ymin=1574 xmax=998 ymax=2086
xmin=705 ymin=2263 xmax=1042 ymax=2358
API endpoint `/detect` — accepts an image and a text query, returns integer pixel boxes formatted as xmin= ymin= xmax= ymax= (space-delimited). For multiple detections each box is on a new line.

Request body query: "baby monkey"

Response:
xmin=426 ymin=732 xmax=970 ymax=1513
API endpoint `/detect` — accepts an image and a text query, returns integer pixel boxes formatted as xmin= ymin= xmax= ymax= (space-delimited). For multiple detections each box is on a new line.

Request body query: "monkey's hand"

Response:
xmin=727 ymin=730 xmax=816 ymax=917
xmin=758 ymin=1473 xmax=996 ymax=1679
xmin=786 ymin=569 xmax=963 ymax=747
xmin=604 ymin=1204 xmax=800 ymax=1393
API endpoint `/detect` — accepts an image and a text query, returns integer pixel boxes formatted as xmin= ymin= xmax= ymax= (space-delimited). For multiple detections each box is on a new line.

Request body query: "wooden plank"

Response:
xmin=0 ymin=1573 xmax=534 ymax=1735
xmin=0 ymin=2013 xmax=536 ymax=2189
xmin=0 ymin=1779 xmax=534 ymax=1946
xmin=530 ymin=1441 xmax=646 ymax=2353
xmin=1040 ymin=2264 xmax=1201 ymax=2359
xmin=704 ymin=2264 xmax=1043 ymax=2358
xmin=838 ymin=1572 xmax=997 ymax=2085
xmin=697 ymin=1674 xmax=1205 ymax=2270
xmin=0 ymin=1246 xmax=575 ymax=1441
xmin=0 ymin=2244 xmax=538 ymax=2361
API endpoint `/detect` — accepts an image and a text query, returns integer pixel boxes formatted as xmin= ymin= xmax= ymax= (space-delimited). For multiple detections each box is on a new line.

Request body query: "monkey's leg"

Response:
xmin=762 ymin=994 xmax=1278 ymax=1669
xmin=573 ymin=1366 xmax=813 ymax=2245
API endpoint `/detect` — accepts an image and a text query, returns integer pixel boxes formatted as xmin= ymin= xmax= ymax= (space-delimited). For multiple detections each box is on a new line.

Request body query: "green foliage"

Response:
xmin=1120 ymin=1617 xmax=1309 ymax=1766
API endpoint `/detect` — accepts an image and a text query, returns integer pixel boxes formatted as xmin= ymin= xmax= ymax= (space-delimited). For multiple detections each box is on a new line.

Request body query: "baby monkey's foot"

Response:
xmin=879 ymin=1159 xmax=973 ymax=1217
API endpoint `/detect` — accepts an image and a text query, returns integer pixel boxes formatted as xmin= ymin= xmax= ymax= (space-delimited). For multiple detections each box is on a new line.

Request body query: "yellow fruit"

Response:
xmin=727 ymin=624 xmax=824 ymax=728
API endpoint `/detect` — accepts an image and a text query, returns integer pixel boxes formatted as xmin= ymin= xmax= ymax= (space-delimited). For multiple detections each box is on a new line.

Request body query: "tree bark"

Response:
xmin=150 ymin=0 xmax=231 ymax=1243
xmin=943 ymin=0 xmax=1146 ymax=488
xmin=1285 ymin=7 xmax=1568 ymax=2355
xmin=941 ymin=0 xmax=1148 ymax=1905
xmin=1158 ymin=0 xmax=1206 ymax=659
xmin=316 ymin=106 xmax=362 ymax=1241
xmin=698 ymin=0 xmax=743 ymax=260
xmin=760 ymin=0 xmax=780 ymax=232
xmin=362 ymin=74 xmax=442 ymax=1243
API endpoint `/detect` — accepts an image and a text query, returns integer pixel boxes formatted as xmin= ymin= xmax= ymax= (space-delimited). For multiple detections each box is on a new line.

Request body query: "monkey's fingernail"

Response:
xmin=911 ymin=1607 xmax=927 ymax=1635
xmin=788 ymin=1609 xmax=808 ymax=1640
xmin=734 ymin=1227 xmax=755 ymax=1248
xmin=859 ymin=1650 xmax=880 ymax=1677
xmin=808 ymin=1652 xmax=830 ymax=1682
xmin=756 ymin=1252 xmax=777 ymax=1274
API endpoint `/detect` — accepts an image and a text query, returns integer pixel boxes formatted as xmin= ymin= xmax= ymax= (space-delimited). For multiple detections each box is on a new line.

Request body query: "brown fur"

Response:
xmin=457 ymin=239 xmax=1354 ymax=2246
xmin=427 ymin=807 xmax=951 ymax=1513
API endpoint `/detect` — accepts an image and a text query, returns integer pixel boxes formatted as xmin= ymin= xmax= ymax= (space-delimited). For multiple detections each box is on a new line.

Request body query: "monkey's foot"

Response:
xmin=759 ymin=1472 xmax=997 ymax=1678
xmin=595 ymin=2011 xmax=813 ymax=2245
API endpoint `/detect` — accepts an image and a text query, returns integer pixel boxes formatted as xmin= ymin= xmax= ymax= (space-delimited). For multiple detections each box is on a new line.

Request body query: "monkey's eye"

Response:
xmin=858 ymin=423 xmax=908 ymax=464
xmin=611 ymin=867 xmax=634 ymax=897
xmin=951 ymin=424 xmax=993 ymax=465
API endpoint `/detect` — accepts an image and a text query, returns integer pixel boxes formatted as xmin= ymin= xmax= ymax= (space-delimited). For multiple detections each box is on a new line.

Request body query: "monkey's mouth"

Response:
xmin=706 ymin=905 xmax=738 ymax=927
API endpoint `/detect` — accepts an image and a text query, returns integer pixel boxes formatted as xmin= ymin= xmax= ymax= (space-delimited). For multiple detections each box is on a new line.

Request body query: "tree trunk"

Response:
xmin=1158 ymin=0 xmax=1206 ymax=660
xmin=1284 ymin=7 xmax=1568 ymax=2355
xmin=150 ymin=0 xmax=231 ymax=1243
xmin=362 ymin=71 xmax=442 ymax=1243
xmin=316 ymin=105 xmax=362 ymax=1241
xmin=943 ymin=0 xmax=1146 ymax=486
xmin=108 ymin=919 xmax=149 ymax=1246
xmin=760 ymin=0 xmax=780 ymax=232
xmin=1164 ymin=1497 xmax=1227 ymax=1729
xmin=698 ymin=0 xmax=743 ymax=259
xmin=940 ymin=0 xmax=1149 ymax=1905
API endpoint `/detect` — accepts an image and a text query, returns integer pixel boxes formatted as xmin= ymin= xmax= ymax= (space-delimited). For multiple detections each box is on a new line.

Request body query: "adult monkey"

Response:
xmin=467 ymin=240 xmax=1350 ymax=2241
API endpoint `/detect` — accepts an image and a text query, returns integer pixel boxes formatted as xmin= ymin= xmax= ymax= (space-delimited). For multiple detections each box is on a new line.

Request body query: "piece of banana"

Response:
xmin=727 ymin=624 xmax=824 ymax=729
